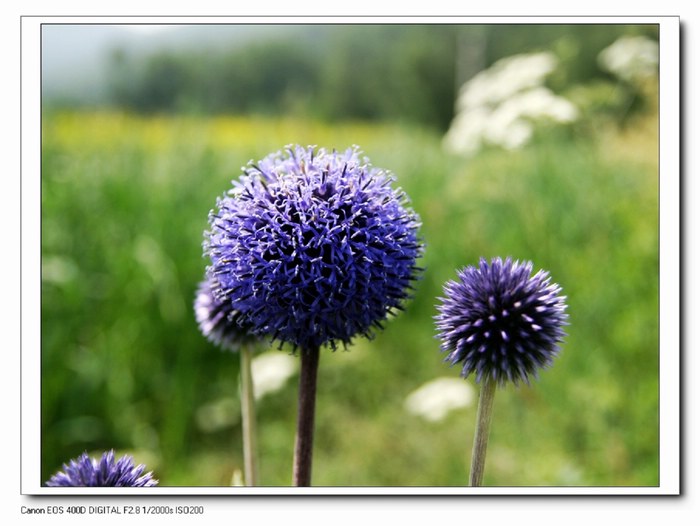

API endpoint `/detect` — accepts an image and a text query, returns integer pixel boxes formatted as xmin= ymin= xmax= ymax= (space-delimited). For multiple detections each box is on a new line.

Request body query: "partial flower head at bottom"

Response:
xmin=45 ymin=450 xmax=158 ymax=487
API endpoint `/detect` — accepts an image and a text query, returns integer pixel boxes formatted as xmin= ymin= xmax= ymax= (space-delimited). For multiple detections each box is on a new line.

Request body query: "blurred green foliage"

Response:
xmin=98 ymin=24 xmax=658 ymax=130
xmin=41 ymin=98 xmax=659 ymax=486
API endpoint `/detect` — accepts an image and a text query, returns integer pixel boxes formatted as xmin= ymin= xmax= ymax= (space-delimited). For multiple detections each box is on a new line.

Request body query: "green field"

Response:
xmin=41 ymin=109 xmax=659 ymax=487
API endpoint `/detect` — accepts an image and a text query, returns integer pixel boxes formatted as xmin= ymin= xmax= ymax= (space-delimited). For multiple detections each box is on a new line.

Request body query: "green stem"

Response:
xmin=469 ymin=374 xmax=497 ymax=486
xmin=292 ymin=345 xmax=320 ymax=486
xmin=240 ymin=343 xmax=258 ymax=486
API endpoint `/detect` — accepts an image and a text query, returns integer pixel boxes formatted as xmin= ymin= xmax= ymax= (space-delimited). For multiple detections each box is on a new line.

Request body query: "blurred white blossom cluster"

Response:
xmin=404 ymin=377 xmax=475 ymax=422
xmin=251 ymin=351 xmax=298 ymax=400
xmin=597 ymin=35 xmax=659 ymax=83
xmin=443 ymin=52 xmax=578 ymax=156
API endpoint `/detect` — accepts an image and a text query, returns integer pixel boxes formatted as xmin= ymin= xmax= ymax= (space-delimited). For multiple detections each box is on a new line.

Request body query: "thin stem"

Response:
xmin=292 ymin=345 xmax=320 ymax=486
xmin=469 ymin=374 xmax=497 ymax=486
xmin=240 ymin=343 xmax=258 ymax=486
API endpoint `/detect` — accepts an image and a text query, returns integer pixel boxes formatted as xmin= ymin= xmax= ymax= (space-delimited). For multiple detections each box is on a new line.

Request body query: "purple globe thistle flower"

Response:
xmin=436 ymin=257 xmax=568 ymax=386
xmin=45 ymin=450 xmax=158 ymax=487
xmin=205 ymin=145 xmax=423 ymax=351
xmin=194 ymin=276 xmax=257 ymax=352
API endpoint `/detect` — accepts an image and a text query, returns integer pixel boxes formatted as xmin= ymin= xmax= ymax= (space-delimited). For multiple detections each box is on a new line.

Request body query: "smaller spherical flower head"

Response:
xmin=45 ymin=450 xmax=158 ymax=487
xmin=194 ymin=276 xmax=257 ymax=352
xmin=205 ymin=145 xmax=423 ymax=351
xmin=436 ymin=257 xmax=568 ymax=386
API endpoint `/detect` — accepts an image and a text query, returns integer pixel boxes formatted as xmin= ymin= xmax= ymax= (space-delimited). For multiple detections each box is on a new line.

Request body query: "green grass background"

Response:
xmin=41 ymin=108 xmax=659 ymax=487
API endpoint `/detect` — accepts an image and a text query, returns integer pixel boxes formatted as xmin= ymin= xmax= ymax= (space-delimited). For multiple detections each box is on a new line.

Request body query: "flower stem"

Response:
xmin=469 ymin=374 xmax=497 ymax=486
xmin=240 ymin=343 xmax=258 ymax=486
xmin=292 ymin=345 xmax=320 ymax=486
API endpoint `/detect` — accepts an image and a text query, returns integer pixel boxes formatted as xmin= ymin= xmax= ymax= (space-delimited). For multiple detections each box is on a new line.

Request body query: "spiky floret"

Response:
xmin=436 ymin=257 xmax=568 ymax=385
xmin=205 ymin=145 xmax=423 ymax=351
xmin=45 ymin=450 xmax=158 ymax=487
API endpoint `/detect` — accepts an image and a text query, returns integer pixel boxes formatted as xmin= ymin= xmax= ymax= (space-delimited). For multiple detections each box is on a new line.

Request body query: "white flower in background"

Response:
xmin=598 ymin=35 xmax=659 ymax=83
xmin=251 ymin=351 xmax=298 ymax=400
xmin=486 ymin=87 xmax=579 ymax=149
xmin=404 ymin=377 xmax=475 ymax=422
xmin=442 ymin=107 xmax=490 ymax=157
xmin=443 ymin=108 xmax=491 ymax=156
xmin=231 ymin=469 xmax=244 ymax=486
xmin=457 ymin=52 xmax=557 ymax=111
xmin=444 ymin=51 xmax=578 ymax=156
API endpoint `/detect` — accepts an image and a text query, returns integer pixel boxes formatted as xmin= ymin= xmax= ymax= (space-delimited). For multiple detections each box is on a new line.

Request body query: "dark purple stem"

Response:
xmin=292 ymin=345 xmax=320 ymax=486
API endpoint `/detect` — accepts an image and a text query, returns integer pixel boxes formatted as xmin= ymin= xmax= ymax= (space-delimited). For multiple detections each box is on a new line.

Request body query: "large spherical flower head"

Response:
xmin=205 ymin=145 xmax=423 ymax=350
xmin=436 ymin=257 xmax=568 ymax=386
xmin=45 ymin=450 xmax=158 ymax=487
xmin=194 ymin=276 xmax=257 ymax=352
